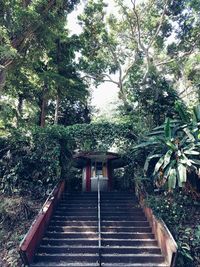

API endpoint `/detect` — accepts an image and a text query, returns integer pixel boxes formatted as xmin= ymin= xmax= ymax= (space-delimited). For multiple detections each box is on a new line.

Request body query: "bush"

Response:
xmin=0 ymin=127 xmax=73 ymax=196
xmin=146 ymin=191 xmax=200 ymax=266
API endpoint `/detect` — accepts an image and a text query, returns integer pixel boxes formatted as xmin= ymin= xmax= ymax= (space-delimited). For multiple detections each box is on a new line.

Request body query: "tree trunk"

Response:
xmin=40 ymin=84 xmax=48 ymax=127
xmin=0 ymin=69 xmax=6 ymax=93
xmin=54 ymin=94 xmax=60 ymax=124
xmin=18 ymin=95 xmax=24 ymax=116
xmin=40 ymin=96 xmax=47 ymax=127
xmin=16 ymin=95 xmax=24 ymax=126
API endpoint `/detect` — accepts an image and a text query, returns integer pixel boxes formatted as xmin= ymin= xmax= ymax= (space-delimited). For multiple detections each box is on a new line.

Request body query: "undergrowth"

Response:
xmin=146 ymin=190 xmax=200 ymax=267
xmin=0 ymin=195 xmax=43 ymax=267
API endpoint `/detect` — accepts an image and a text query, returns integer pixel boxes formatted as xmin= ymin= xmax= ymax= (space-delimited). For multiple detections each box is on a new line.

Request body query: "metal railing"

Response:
xmin=97 ymin=175 xmax=102 ymax=267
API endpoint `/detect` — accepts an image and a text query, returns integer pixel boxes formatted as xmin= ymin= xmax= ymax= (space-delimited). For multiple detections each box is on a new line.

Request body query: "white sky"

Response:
xmin=67 ymin=0 xmax=123 ymax=118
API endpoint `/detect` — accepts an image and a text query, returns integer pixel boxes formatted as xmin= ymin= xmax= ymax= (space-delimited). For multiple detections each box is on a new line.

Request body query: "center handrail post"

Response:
xmin=97 ymin=175 xmax=101 ymax=267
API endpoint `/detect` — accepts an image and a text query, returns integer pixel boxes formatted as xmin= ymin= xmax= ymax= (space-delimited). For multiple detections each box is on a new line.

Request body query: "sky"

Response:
xmin=67 ymin=0 xmax=122 ymax=118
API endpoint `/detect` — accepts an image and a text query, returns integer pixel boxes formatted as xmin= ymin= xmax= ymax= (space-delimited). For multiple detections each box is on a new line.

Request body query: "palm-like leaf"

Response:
xmin=133 ymin=104 xmax=200 ymax=190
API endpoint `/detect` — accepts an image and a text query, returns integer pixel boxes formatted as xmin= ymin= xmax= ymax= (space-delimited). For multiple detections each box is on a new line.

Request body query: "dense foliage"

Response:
xmin=0 ymin=121 xmax=138 ymax=195
xmin=0 ymin=0 xmax=200 ymax=266
xmin=132 ymin=102 xmax=200 ymax=191
xmin=146 ymin=192 xmax=200 ymax=266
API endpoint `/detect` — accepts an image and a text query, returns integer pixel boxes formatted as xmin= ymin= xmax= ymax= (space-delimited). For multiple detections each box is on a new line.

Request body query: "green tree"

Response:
xmin=78 ymin=0 xmax=200 ymax=113
xmin=0 ymin=0 xmax=79 ymax=90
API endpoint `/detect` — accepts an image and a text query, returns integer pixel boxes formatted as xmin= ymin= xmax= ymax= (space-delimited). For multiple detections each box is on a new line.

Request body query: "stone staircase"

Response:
xmin=100 ymin=192 xmax=167 ymax=267
xmin=30 ymin=192 xmax=168 ymax=267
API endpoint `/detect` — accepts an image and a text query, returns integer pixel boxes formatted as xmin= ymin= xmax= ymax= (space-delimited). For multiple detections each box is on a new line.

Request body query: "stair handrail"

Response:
xmin=19 ymin=180 xmax=66 ymax=265
xmin=97 ymin=175 xmax=102 ymax=267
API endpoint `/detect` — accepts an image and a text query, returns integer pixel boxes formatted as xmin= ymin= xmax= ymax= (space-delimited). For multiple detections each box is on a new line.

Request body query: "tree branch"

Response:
xmin=118 ymin=2 xmax=137 ymax=42
xmin=81 ymin=74 xmax=119 ymax=85
xmin=156 ymin=49 xmax=195 ymax=66
xmin=131 ymin=0 xmax=147 ymax=53
xmin=122 ymin=54 xmax=137 ymax=82
xmin=102 ymin=73 xmax=119 ymax=85
xmin=147 ymin=0 xmax=169 ymax=50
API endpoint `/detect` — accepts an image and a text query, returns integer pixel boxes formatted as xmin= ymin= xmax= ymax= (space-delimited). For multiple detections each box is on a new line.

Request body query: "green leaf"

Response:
xmin=179 ymin=135 xmax=190 ymax=147
xmin=165 ymin=140 xmax=177 ymax=151
xmin=183 ymin=128 xmax=195 ymax=142
xmin=168 ymin=168 xmax=176 ymax=189
xmin=164 ymin=118 xmax=172 ymax=139
xmin=133 ymin=140 xmax=159 ymax=150
xmin=184 ymin=150 xmax=200 ymax=155
xmin=144 ymin=153 xmax=162 ymax=172
xmin=162 ymin=150 xmax=173 ymax=170
xmin=153 ymin=156 xmax=165 ymax=175
xmin=191 ymin=159 xmax=200 ymax=165
xmin=175 ymin=101 xmax=191 ymax=123
xmin=177 ymin=163 xmax=187 ymax=187
xmin=163 ymin=160 xmax=176 ymax=178
xmin=147 ymin=130 xmax=164 ymax=136
xmin=193 ymin=104 xmax=200 ymax=122
xmin=179 ymin=154 xmax=192 ymax=166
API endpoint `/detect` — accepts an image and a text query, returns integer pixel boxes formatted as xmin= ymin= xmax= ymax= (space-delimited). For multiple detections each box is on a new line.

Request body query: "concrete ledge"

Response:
xmin=139 ymin=195 xmax=178 ymax=267
xmin=19 ymin=180 xmax=65 ymax=265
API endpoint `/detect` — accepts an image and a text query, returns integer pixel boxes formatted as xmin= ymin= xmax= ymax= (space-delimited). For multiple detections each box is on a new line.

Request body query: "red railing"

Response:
xmin=19 ymin=180 xmax=65 ymax=265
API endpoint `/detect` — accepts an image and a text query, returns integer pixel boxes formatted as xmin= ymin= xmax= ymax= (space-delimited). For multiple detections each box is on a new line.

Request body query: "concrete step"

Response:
xmin=101 ymin=211 xmax=144 ymax=216
xmin=62 ymin=194 xmax=97 ymax=198
xmin=38 ymin=245 xmax=161 ymax=254
xmin=62 ymin=195 xmax=97 ymax=199
xmin=48 ymin=226 xmax=98 ymax=232
xmin=101 ymin=226 xmax=152 ymax=233
xmin=31 ymin=263 xmax=167 ymax=267
xmin=42 ymin=238 xmax=98 ymax=246
xmin=102 ymin=264 xmax=168 ymax=267
xmin=60 ymin=200 xmax=97 ymax=204
xmin=101 ymin=221 xmax=150 ymax=227
xmin=100 ymin=192 xmax=136 ymax=195
xmin=57 ymin=207 xmax=97 ymax=211
xmin=100 ymin=199 xmax=137 ymax=203
xmin=101 ymin=254 xmax=164 ymax=263
xmin=38 ymin=245 xmax=99 ymax=254
xmin=54 ymin=211 xmax=97 ymax=216
xmin=31 ymin=263 xmax=99 ymax=267
xmin=63 ymin=192 xmax=97 ymax=196
xmin=102 ymin=246 xmax=161 ymax=254
xmin=101 ymin=232 xmax=154 ymax=239
xmin=35 ymin=254 xmax=99 ymax=263
xmin=52 ymin=215 xmax=97 ymax=221
xmin=49 ymin=220 xmax=98 ymax=227
xmin=100 ymin=197 xmax=138 ymax=200
xmin=101 ymin=206 xmax=141 ymax=210
xmin=101 ymin=216 xmax=147 ymax=221
xmin=101 ymin=239 xmax=158 ymax=246
xmin=45 ymin=232 xmax=98 ymax=239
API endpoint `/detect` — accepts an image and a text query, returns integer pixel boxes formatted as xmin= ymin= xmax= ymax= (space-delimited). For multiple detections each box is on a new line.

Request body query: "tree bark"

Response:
xmin=40 ymin=96 xmax=47 ymax=127
xmin=54 ymin=94 xmax=60 ymax=124
xmin=0 ymin=69 xmax=6 ymax=93
xmin=18 ymin=95 xmax=24 ymax=116
xmin=40 ymin=84 xmax=48 ymax=127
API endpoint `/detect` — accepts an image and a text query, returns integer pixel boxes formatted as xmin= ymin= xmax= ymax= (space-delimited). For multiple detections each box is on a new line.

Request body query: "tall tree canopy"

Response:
xmin=0 ymin=0 xmax=92 ymax=129
xmin=0 ymin=0 xmax=79 ymax=89
xmin=78 ymin=0 xmax=200 ymax=120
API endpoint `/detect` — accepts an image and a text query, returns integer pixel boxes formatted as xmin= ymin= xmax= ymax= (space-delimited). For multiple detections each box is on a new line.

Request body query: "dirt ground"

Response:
xmin=0 ymin=195 xmax=43 ymax=267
